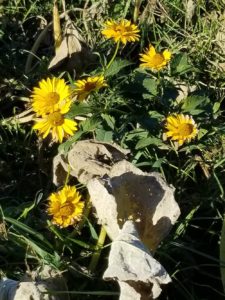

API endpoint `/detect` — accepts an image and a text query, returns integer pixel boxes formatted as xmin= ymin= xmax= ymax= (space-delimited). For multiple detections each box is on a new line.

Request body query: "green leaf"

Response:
xmin=80 ymin=117 xmax=101 ymax=132
xmin=142 ymin=78 xmax=158 ymax=96
xmin=198 ymin=128 xmax=208 ymax=140
xmin=175 ymin=206 xmax=200 ymax=238
xmin=18 ymin=192 xmax=43 ymax=220
xmin=149 ymin=110 xmax=164 ymax=119
xmin=67 ymin=237 xmax=94 ymax=249
xmin=123 ymin=69 xmax=149 ymax=96
xmin=5 ymin=216 xmax=53 ymax=250
xmin=85 ymin=217 xmax=98 ymax=241
xmin=104 ymin=58 xmax=133 ymax=77
xmin=14 ymin=233 xmax=60 ymax=267
xmin=95 ymin=129 xmax=113 ymax=142
xmin=125 ymin=129 xmax=149 ymax=141
xmin=213 ymin=102 xmax=220 ymax=114
xmin=101 ymin=113 xmax=115 ymax=130
xmin=135 ymin=136 xmax=166 ymax=149
xmin=58 ymin=130 xmax=83 ymax=153
xmin=152 ymin=158 xmax=165 ymax=168
xmin=171 ymin=53 xmax=193 ymax=75
xmin=66 ymin=102 xmax=92 ymax=118
xmin=59 ymin=117 xmax=101 ymax=153
xmin=181 ymin=95 xmax=211 ymax=115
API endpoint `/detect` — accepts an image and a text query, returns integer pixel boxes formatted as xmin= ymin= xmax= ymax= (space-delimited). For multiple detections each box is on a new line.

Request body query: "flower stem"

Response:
xmin=64 ymin=165 xmax=71 ymax=186
xmin=133 ymin=0 xmax=142 ymax=23
xmin=89 ymin=225 xmax=107 ymax=273
xmin=105 ymin=41 xmax=120 ymax=70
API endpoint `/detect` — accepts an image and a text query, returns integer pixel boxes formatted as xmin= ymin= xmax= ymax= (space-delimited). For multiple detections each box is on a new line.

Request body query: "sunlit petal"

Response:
xmin=47 ymin=185 xmax=85 ymax=228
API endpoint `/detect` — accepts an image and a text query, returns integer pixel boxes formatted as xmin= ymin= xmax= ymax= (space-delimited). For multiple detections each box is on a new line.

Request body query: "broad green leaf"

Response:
xmin=125 ymin=129 xmax=148 ymax=141
xmin=152 ymin=158 xmax=165 ymax=168
xmin=134 ymin=68 xmax=149 ymax=75
xmin=136 ymin=114 xmax=161 ymax=131
xmin=143 ymin=93 xmax=153 ymax=100
xmin=181 ymin=95 xmax=211 ymax=115
xmin=135 ymin=136 xmax=165 ymax=149
xmin=80 ymin=117 xmax=101 ymax=132
xmin=104 ymin=58 xmax=133 ymax=77
xmin=58 ymin=130 xmax=83 ymax=153
xmin=142 ymin=78 xmax=158 ymax=96
xmin=66 ymin=102 xmax=92 ymax=118
xmin=171 ymin=53 xmax=193 ymax=75
xmin=95 ymin=129 xmax=113 ymax=142
xmin=101 ymin=113 xmax=115 ymax=130
xmin=149 ymin=110 xmax=164 ymax=119
xmin=59 ymin=117 xmax=101 ymax=153
xmin=213 ymin=102 xmax=220 ymax=114
xmin=123 ymin=69 xmax=149 ymax=96
xmin=198 ymin=128 xmax=208 ymax=140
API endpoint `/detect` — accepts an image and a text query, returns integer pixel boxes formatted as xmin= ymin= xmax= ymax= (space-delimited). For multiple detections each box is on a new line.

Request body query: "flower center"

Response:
xmin=59 ymin=203 xmax=74 ymax=216
xmin=47 ymin=92 xmax=60 ymax=105
xmin=178 ymin=123 xmax=194 ymax=136
xmin=153 ymin=54 xmax=164 ymax=65
xmin=114 ymin=25 xmax=126 ymax=35
xmin=84 ymin=82 xmax=97 ymax=92
xmin=48 ymin=112 xmax=64 ymax=126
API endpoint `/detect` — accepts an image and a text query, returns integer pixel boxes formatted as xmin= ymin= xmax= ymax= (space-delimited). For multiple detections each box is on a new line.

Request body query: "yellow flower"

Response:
xmin=33 ymin=111 xmax=78 ymax=143
xmin=164 ymin=114 xmax=198 ymax=146
xmin=140 ymin=45 xmax=171 ymax=71
xmin=73 ymin=75 xmax=107 ymax=101
xmin=48 ymin=185 xmax=84 ymax=228
xmin=101 ymin=19 xmax=140 ymax=45
xmin=31 ymin=77 xmax=72 ymax=116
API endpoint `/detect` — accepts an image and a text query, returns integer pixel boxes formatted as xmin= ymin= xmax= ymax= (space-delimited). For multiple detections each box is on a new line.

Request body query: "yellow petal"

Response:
xmin=147 ymin=45 xmax=156 ymax=57
xmin=163 ymin=49 xmax=171 ymax=61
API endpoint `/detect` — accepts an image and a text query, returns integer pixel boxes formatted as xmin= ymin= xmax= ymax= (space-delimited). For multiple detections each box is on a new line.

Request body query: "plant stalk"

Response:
xmin=64 ymin=165 xmax=71 ymax=186
xmin=133 ymin=0 xmax=142 ymax=23
xmin=105 ymin=41 xmax=120 ymax=70
xmin=89 ymin=225 xmax=107 ymax=273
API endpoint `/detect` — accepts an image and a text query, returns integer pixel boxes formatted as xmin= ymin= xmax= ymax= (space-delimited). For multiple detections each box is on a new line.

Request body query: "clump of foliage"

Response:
xmin=0 ymin=0 xmax=225 ymax=299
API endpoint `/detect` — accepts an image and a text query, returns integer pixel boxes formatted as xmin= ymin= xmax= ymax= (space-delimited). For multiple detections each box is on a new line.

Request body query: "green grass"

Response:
xmin=1 ymin=0 xmax=225 ymax=299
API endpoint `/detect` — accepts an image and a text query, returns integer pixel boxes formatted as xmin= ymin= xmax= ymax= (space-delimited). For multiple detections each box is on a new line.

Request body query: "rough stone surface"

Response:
xmin=52 ymin=140 xmax=180 ymax=300
xmin=103 ymin=221 xmax=171 ymax=300
xmin=53 ymin=140 xmax=129 ymax=186
xmin=0 ymin=266 xmax=68 ymax=300
xmin=88 ymin=160 xmax=180 ymax=252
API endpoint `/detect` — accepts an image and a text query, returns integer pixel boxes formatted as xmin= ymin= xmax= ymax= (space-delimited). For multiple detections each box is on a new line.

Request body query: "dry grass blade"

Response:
xmin=216 ymin=11 xmax=225 ymax=55
xmin=25 ymin=9 xmax=83 ymax=74
xmin=48 ymin=18 xmax=85 ymax=72
xmin=140 ymin=0 xmax=157 ymax=24
xmin=1 ymin=109 xmax=34 ymax=125
xmin=183 ymin=0 xmax=196 ymax=24
xmin=25 ymin=12 xmax=67 ymax=74
xmin=53 ymin=0 xmax=62 ymax=50
xmin=48 ymin=0 xmax=95 ymax=73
